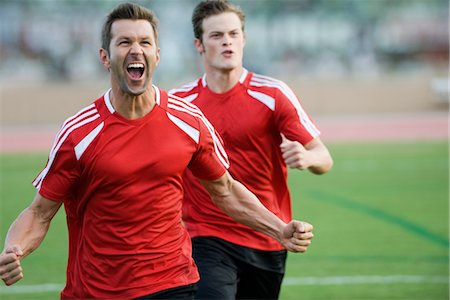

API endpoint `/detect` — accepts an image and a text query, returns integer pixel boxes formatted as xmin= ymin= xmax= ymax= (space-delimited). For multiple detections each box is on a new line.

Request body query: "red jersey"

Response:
xmin=33 ymin=87 xmax=228 ymax=299
xmin=170 ymin=69 xmax=320 ymax=251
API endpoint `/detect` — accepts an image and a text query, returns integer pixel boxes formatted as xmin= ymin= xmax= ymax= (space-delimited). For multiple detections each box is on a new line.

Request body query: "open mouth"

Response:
xmin=126 ymin=63 xmax=145 ymax=80
xmin=222 ymin=50 xmax=234 ymax=58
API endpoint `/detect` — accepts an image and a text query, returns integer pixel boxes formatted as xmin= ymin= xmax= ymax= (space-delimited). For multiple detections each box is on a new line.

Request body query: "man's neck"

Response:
xmin=204 ymin=67 xmax=244 ymax=94
xmin=109 ymin=86 xmax=156 ymax=120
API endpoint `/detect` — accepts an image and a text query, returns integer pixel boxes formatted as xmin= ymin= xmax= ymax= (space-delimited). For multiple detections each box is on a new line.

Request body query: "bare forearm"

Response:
xmin=209 ymin=178 xmax=286 ymax=243
xmin=307 ymin=147 xmax=333 ymax=174
xmin=4 ymin=208 xmax=51 ymax=258
xmin=1 ymin=194 xmax=61 ymax=286
xmin=201 ymin=172 xmax=314 ymax=252
xmin=3 ymin=194 xmax=61 ymax=258
xmin=281 ymin=137 xmax=333 ymax=174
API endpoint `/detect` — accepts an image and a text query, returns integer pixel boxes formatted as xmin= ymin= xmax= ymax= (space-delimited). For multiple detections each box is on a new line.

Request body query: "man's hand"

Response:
xmin=280 ymin=134 xmax=333 ymax=174
xmin=0 ymin=246 xmax=23 ymax=285
xmin=280 ymin=136 xmax=312 ymax=170
xmin=280 ymin=221 xmax=314 ymax=253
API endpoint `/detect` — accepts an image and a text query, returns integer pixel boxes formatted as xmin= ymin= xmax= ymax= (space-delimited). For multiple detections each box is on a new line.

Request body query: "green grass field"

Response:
xmin=0 ymin=141 xmax=448 ymax=299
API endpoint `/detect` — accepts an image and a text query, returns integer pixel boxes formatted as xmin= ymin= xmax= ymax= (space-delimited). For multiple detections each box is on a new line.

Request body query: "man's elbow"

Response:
xmin=309 ymin=156 xmax=333 ymax=175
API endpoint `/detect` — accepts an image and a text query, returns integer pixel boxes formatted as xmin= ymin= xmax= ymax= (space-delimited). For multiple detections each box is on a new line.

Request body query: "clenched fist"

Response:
xmin=0 ymin=246 xmax=23 ymax=286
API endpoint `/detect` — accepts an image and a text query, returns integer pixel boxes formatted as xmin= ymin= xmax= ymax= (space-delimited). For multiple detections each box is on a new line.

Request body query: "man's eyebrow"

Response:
xmin=115 ymin=35 xmax=153 ymax=40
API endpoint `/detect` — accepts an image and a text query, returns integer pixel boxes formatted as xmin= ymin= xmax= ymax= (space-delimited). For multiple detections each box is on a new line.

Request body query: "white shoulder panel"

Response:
xmin=247 ymin=89 xmax=275 ymax=111
xmin=74 ymin=122 xmax=104 ymax=160
xmin=167 ymin=112 xmax=199 ymax=144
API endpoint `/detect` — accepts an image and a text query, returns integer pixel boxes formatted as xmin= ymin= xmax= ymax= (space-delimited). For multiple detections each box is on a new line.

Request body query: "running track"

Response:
xmin=1 ymin=112 xmax=448 ymax=153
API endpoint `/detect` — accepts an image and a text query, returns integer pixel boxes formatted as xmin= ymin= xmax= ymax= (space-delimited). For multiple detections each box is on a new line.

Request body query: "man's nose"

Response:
xmin=222 ymin=35 xmax=232 ymax=46
xmin=130 ymin=42 xmax=144 ymax=54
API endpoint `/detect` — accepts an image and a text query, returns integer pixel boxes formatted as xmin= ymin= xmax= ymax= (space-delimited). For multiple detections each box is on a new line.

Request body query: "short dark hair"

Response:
xmin=192 ymin=0 xmax=245 ymax=41
xmin=101 ymin=2 xmax=159 ymax=53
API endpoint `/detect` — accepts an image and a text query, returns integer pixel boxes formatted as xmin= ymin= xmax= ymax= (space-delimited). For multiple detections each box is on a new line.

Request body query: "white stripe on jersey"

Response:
xmin=169 ymin=98 xmax=228 ymax=165
xmin=74 ymin=122 xmax=104 ymax=160
xmin=33 ymin=109 xmax=101 ymax=190
xmin=181 ymin=94 xmax=198 ymax=103
xmin=53 ymin=107 xmax=97 ymax=150
xmin=167 ymin=96 xmax=229 ymax=169
xmin=103 ymin=90 xmax=115 ymax=114
xmin=247 ymin=90 xmax=275 ymax=111
xmin=167 ymin=100 xmax=229 ymax=169
xmin=167 ymin=113 xmax=200 ymax=144
xmin=250 ymin=74 xmax=320 ymax=137
xmin=168 ymin=80 xmax=198 ymax=94
xmin=239 ymin=69 xmax=249 ymax=83
xmin=154 ymin=85 xmax=161 ymax=105
xmin=60 ymin=104 xmax=96 ymax=129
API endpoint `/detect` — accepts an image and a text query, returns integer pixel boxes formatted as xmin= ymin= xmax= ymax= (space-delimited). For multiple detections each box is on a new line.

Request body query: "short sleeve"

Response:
xmin=32 ymin=133 xmax=80 ymax=202
xmin=273 ymin=83 xmax=320 ymax=145
xmin=188 ymin=118 xmax=228 ymax=181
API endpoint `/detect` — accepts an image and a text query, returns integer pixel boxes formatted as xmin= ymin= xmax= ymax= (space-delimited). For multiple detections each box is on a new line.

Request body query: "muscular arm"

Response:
xmin=200 ymin=172 xmax=313 ymax=253
xmin=0 ymin=193 xmax=62 ymax=285
xmin=281 ymin=136 xmax=333 ymax=174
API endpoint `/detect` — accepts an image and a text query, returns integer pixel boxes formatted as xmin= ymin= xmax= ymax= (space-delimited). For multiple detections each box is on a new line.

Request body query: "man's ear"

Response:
xmin=99 ymin=48 xmax=110 ymax=70
xmin=194 ymin=38 xmax=205 ymax=55
xmin=155 ymin=47 xmax=161 ymax=66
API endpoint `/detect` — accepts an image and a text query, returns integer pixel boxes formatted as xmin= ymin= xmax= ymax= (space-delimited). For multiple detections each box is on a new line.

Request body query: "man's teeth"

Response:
xmin=128 ymin=63 xmax=144 ymax=68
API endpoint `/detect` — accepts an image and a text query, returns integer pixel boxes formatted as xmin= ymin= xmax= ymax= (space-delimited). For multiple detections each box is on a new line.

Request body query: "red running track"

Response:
xmin=1 ymin=112 xmax=448 ymax=153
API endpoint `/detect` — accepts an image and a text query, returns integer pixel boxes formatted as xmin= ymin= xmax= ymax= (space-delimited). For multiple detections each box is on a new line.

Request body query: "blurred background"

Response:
xmin=0 ymin=0 xmax=448 ymax=134
xmin=0 ymin=1 xmax=448 ymax=299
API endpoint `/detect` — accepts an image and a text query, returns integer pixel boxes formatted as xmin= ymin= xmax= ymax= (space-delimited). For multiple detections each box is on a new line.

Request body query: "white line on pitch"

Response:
xmin=282 ymin=275 xmax=449 ymax=286
xmin=0 ymin=283 xmax=64 ymax=294
xmin=0 ymin=275 xmax=448 ymax=294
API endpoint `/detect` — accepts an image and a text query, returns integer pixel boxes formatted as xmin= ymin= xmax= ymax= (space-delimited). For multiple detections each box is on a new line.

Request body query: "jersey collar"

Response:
xmin=201 ymin=68 xmax=249 ymax=87
xmin=103 ymin=85 xmax=161 ymax=114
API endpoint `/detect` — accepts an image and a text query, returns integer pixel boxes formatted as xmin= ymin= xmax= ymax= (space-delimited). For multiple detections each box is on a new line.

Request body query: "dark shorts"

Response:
xmin=135 ymin=284 xmax=197 ymax=299
xmin=192 ymin=237 xmax=287 ymax=300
